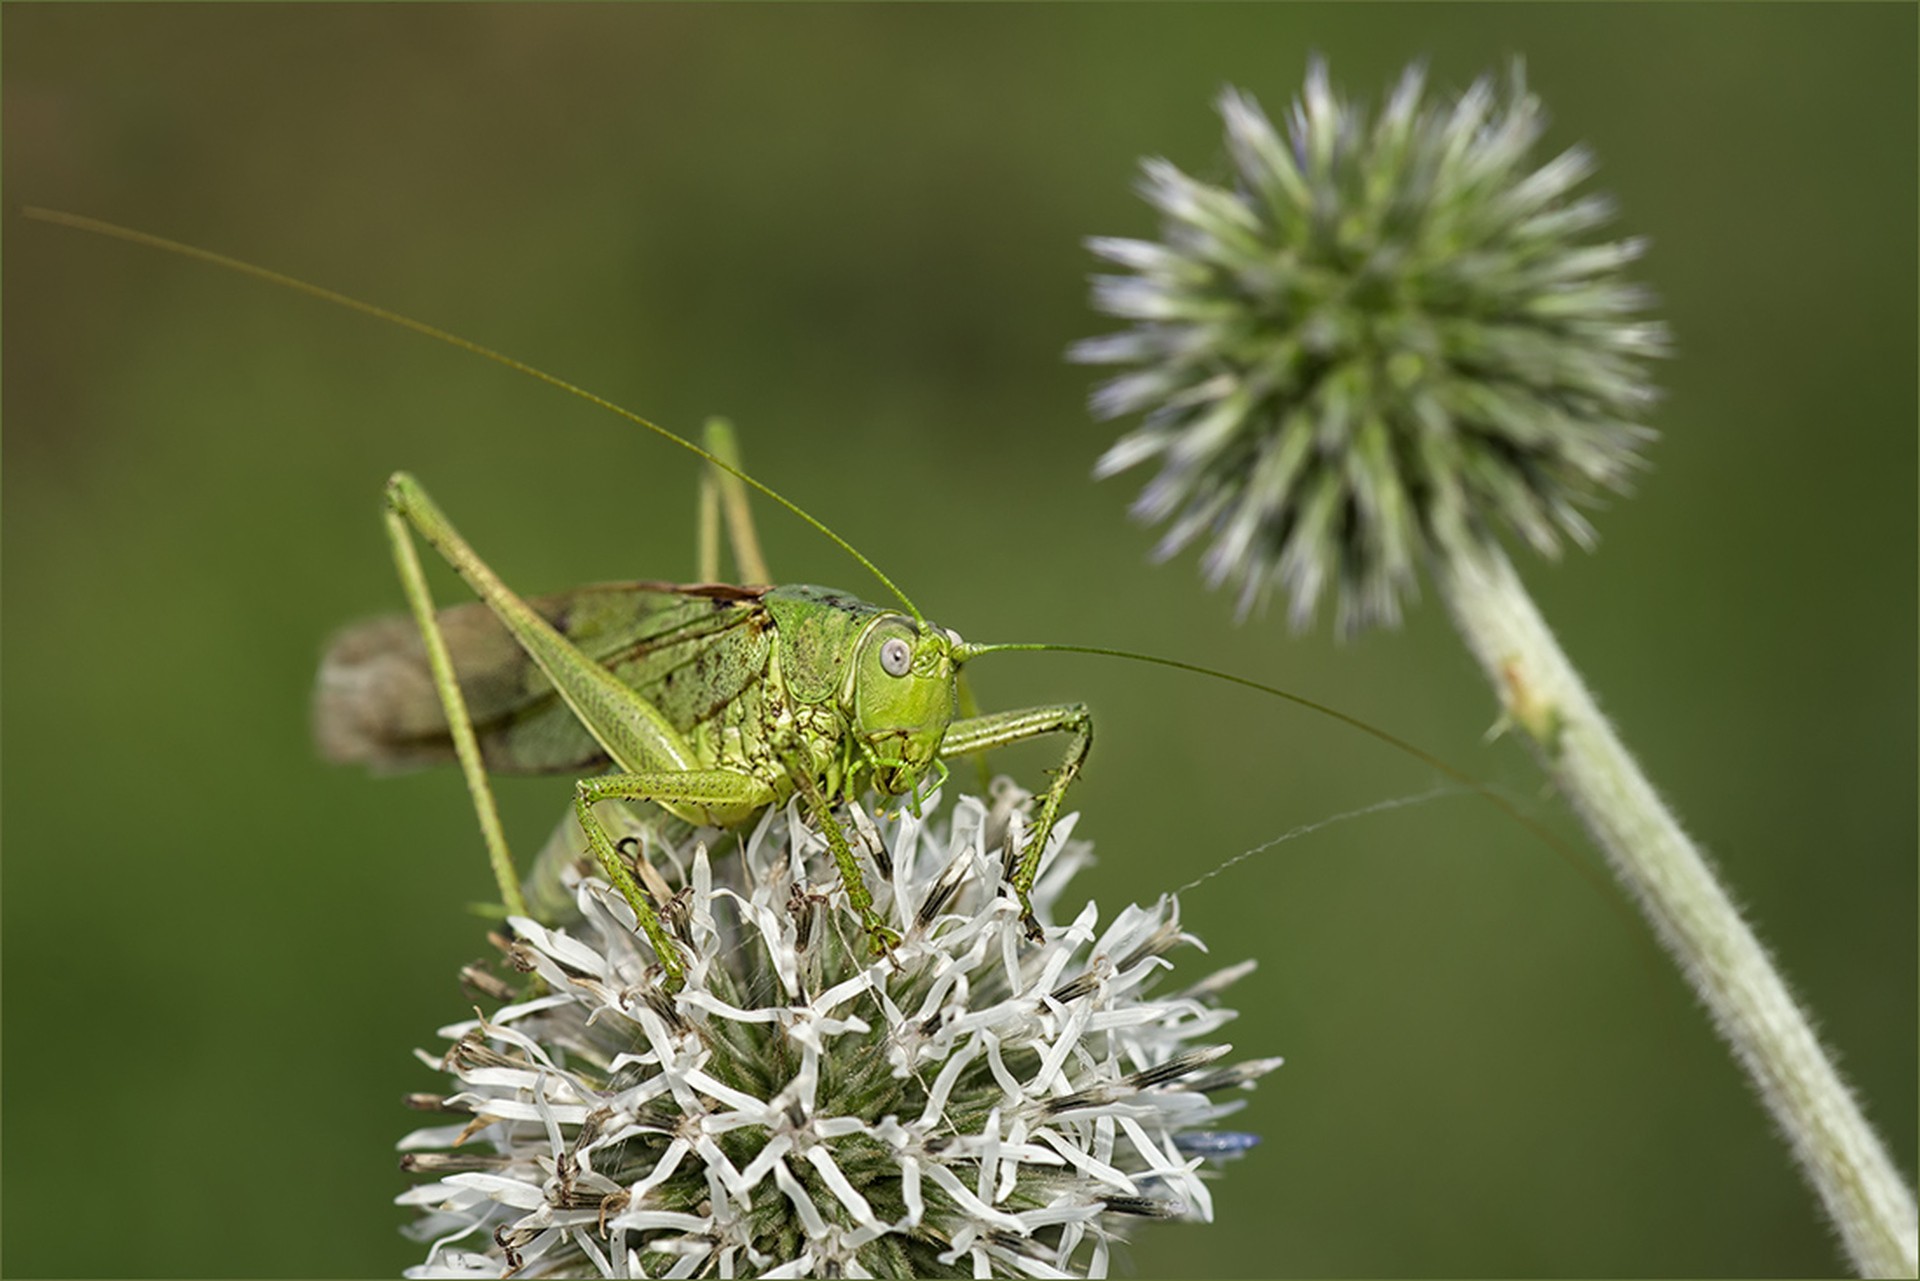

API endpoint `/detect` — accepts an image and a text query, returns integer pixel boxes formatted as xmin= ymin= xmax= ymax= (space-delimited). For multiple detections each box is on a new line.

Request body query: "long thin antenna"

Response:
xmin=20 ymin=206 xmax=922 ymax=622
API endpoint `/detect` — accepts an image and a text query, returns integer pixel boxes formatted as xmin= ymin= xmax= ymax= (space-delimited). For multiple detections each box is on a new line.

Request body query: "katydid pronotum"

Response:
xmin=23 ymin=207 xmax=1587 ymax=992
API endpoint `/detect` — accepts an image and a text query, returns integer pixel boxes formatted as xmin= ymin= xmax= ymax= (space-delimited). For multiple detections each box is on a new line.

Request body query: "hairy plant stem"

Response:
xmin=1431 ymin=536 xmax=1916 ymax=1278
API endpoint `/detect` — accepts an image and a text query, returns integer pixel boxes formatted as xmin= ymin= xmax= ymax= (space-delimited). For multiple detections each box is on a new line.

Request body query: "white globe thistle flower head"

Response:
xmin=399 ymin=784 xmax=1281 ymax=1279
xmin=1077 ymin=59 xmax=1670 ymax=636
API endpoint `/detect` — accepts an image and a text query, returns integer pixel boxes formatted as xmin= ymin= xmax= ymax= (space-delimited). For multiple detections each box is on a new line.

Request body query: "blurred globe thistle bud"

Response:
xmin=1076 ymin=61 xmax=1669 ymax=635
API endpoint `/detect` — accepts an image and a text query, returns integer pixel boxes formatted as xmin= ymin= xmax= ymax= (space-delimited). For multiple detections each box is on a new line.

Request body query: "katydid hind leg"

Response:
xmin=383 ymin=506 xmax=528 ymax=919
xmin=938 ymin=703 xmax=1093 ymax=938
xmin=697 ymin=445 xmax=722 ymax=584
xmin=701 ymin=418 xmax=771 ymax=586
xmin=387 ymin=471 xmax=778 ymax=971
xmin=385 ymin=473 xmax=715 ymax=786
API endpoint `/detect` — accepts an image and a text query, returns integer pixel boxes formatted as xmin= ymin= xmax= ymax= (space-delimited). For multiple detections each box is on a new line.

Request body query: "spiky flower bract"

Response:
xmin=399 ymin=786 xmax=1279 ymax=1279
xmin=1077 ymin=60 xmax=1668 ymax=634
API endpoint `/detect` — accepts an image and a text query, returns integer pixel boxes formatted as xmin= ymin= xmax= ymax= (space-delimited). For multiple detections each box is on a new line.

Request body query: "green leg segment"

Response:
xmin=575 ymin=770 xmax=778 ymax=986
xmin=700 ymin=418 xmax=771 ymax=585
xmin=938 ymin=703 xmax=1093 ymax=939
xmin=383 ymin=506 xmax=528 ymax=919
xmin=696 ymin=444 xmax=722 ymax=583
xmin=386 ymin=473 xmax=709 ymax=785
xmin=777 ymin=752 xmax=902 ymax=956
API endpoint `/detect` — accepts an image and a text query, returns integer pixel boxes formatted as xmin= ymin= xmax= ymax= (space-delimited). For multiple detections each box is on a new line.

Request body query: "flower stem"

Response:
xmin=1431 ymin=537 xmax=1917 ymax=1278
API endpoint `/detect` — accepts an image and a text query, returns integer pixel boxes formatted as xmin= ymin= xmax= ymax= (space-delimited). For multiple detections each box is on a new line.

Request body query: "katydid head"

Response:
xmin=849 ymin=614 xmax=963 ymax=796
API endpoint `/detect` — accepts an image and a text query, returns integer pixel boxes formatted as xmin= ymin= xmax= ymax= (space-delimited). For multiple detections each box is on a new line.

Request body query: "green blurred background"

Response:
xmin=3 ymin=6 xmax=1913 ymax=1277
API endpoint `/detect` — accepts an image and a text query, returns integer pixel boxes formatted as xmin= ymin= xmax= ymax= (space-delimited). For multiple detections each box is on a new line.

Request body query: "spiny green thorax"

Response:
xmin=1076 ymin=60 xmax=1669 ymax=635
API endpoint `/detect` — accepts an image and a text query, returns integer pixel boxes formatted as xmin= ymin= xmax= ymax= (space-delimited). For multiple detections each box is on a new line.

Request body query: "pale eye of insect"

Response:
xmin=880 ymin=637 xmax=913 ymax=677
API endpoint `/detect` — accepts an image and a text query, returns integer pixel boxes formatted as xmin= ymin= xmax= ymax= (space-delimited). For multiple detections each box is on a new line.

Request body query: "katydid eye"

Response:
xmin=880 ymin=637 xmax=913 ymax=677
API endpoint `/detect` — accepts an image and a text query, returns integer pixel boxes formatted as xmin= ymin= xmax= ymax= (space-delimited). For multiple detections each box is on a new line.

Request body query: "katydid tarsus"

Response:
xmin=23 ymin=207 xmax=1590 ymax=992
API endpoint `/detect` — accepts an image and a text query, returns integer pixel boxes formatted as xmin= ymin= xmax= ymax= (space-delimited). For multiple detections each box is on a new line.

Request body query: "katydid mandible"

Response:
xmin=315 ymin=431 xmax=1089 ymax=987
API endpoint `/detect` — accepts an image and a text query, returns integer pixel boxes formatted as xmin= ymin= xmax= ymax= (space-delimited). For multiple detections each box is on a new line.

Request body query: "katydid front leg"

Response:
xmin=938 ymin=703 xmax=1092 ymax=939
xmin=775 ymin=748 xmax=903 ymax=957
